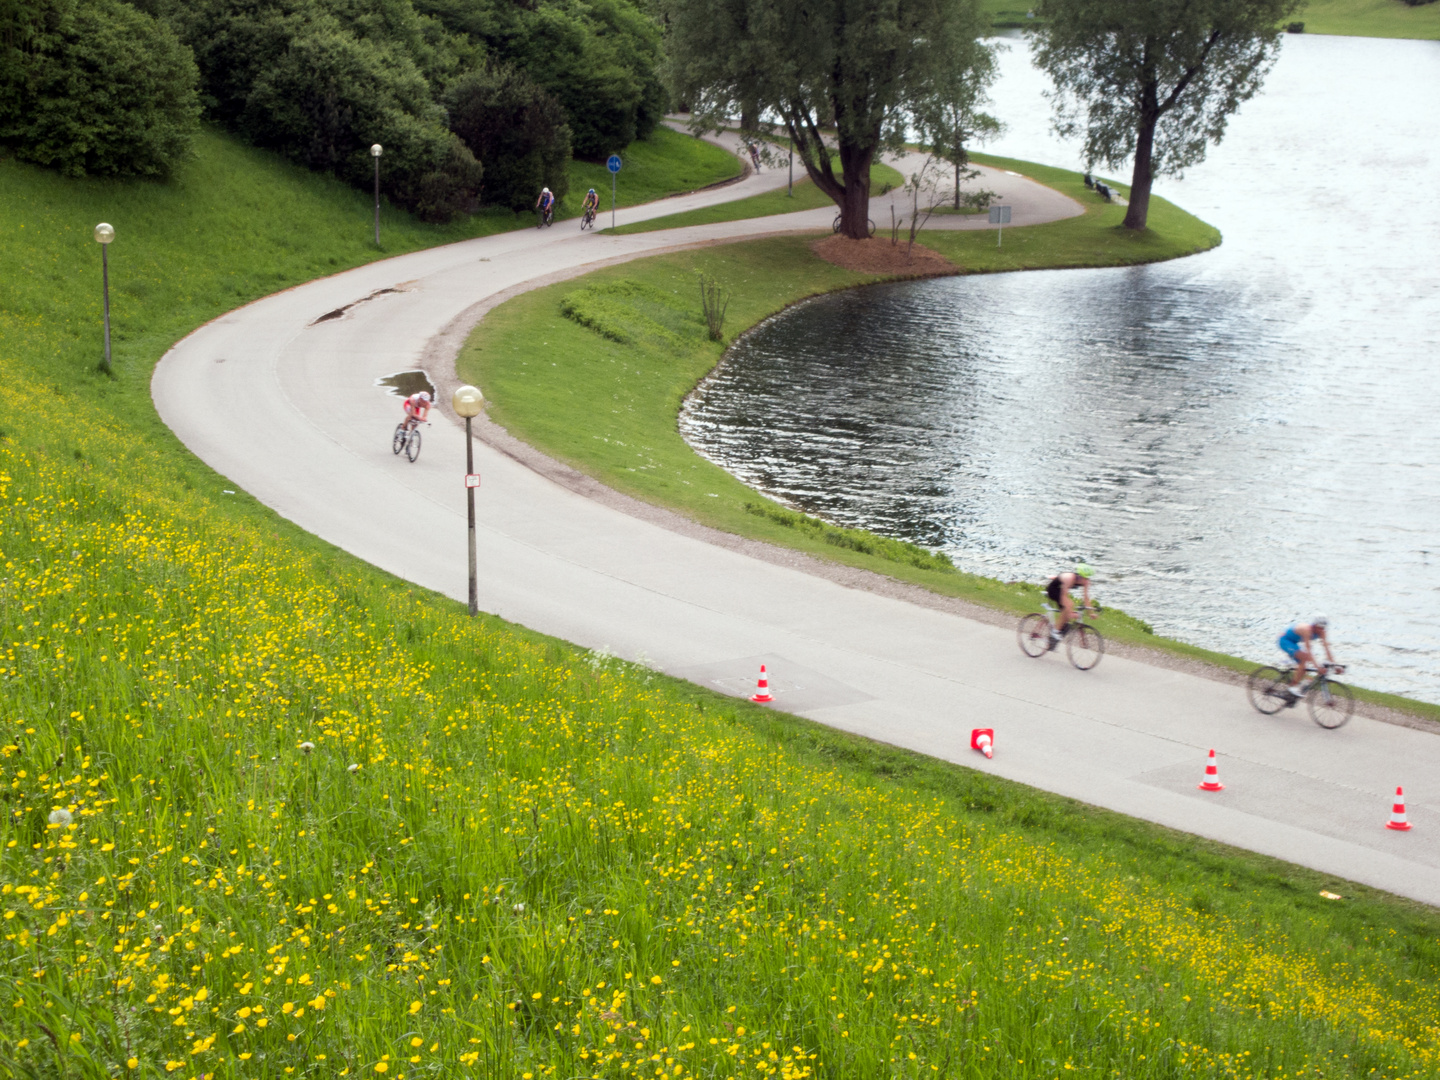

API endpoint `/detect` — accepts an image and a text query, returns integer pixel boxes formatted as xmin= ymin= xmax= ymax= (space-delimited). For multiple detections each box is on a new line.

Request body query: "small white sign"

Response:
xmin=464 ymin=474 xmax=481 ymax=488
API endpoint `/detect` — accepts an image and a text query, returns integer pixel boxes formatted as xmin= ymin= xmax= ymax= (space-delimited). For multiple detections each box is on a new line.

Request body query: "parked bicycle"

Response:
xmin=1017 ymin=602 xmax=1105 ymax=670
xmin=392 ymin=419 xmax=427 ymax=463
xmin=1247 ymin=661 xmax=1354 ymax=728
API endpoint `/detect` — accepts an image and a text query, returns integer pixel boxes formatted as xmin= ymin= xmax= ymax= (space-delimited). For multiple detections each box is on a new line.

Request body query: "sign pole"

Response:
xmin=606 ymin=154 xmax=622 ymax=229
xmin=465 ymin=416 xmax=477 ymax=617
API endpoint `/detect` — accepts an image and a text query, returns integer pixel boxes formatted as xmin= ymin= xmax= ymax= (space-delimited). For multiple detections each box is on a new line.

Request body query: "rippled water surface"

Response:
xmin=682 ymin=34 xmax=1440 ymax=701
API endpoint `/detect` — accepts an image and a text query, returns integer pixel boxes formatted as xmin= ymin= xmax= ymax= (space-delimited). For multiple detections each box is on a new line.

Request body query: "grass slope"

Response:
xmin=566 ymin=126 xmax=743 ymax=217
xmin=4 ymin=123 xmax=1440 ymax=1079
xmin=607 ymin=160 xmax=907 ymax=235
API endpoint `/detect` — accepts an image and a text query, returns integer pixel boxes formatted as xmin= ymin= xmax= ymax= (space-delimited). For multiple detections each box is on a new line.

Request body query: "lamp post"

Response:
xmin=452 ymin=384 xmax=487 ymax=616
xmin=94 ymin=223 xmax=115 ymax=375
xmin=370 ymin=143 xmax=383 ymax=247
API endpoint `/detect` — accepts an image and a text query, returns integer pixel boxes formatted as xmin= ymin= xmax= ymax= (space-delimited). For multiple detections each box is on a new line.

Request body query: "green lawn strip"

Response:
xmin=606 ymin=159 xmax=906 ymax=235
xmin=1293 ymin=0 xmax=1440 ymax=38
xmin=981 ymin=0 xmax=1440 ymax=37
xmin=463 ymin=162 xmax=1440 ymax=722
xmin=564 ymin=125 xmax=743 ymax=219
xmin=5 ymin=109 xmax=1440 ymax=1078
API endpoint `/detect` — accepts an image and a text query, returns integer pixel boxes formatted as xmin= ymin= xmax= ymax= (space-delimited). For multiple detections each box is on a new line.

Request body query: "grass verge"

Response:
xmin=606 ymin=159 xmax=906 ymax=235
xmin=5 ymin=117 xmax=1440 ymax=1078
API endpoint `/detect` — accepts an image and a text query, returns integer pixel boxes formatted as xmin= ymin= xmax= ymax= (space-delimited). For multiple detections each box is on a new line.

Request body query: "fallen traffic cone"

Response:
xmin=1386 ymin=786 xmax=1412 ymax=831
xmin=750 ymin=665 xmax=774 ymax=703
xmin=970 ymin=728 xmax=994 ymax=759
xmin=1197 ymin=749 xmax=1224 ymax=792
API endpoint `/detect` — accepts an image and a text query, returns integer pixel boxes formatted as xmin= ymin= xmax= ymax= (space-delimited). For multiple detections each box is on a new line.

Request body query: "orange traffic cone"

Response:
xmin=1197 ymin=749 xmax=1224 ymax=792
xmin=750 ymin=665 xmax=774 ymax=703
xmin=970 ymin=728 xmax=994 ymax=759
xmin=1386 ymin=786 xmax=1412 ymax=831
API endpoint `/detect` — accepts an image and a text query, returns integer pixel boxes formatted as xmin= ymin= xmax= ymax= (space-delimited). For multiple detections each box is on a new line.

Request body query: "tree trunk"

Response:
xmin=1124 ymin=104 xmax=1158 ymax=230
xmin=954 ymin=159 xmax=960 ymax=209
xmin=836 ymin=141 xmax=874 ymax=239
xmin=740 ymin=100 xmax=758 ymax=134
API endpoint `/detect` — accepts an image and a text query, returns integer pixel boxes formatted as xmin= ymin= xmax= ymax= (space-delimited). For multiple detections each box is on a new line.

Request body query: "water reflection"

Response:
xmin=682 ymin=34 xmax=1440 ymax=701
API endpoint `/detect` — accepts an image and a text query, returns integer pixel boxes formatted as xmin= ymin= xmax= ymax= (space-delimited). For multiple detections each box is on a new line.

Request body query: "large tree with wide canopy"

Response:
xmin=661 ymin=0 xmax=989 ymax=238
xmin=1031 ymin=0 xmax=1299 ymax=229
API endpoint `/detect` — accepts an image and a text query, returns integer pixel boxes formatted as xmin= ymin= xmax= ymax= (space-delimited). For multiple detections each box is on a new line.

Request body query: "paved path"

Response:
xmin=153 ymin=140 xmax=1440 ymax=907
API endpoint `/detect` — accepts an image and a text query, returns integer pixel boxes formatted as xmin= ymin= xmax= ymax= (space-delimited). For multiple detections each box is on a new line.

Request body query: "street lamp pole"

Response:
xmin=94 ymin=223 xmax=115 ymax=375
xmin=452 ymin=385 xmax=487 ymax=616
xmin=371 ymin=144 xmax=383 ymax=247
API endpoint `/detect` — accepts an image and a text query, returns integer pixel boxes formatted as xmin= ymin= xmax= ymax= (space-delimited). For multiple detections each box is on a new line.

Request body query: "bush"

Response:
xmin=0 ymin=0 xmax=200 ymax=178
xmin=446 ymin=65 xmax=571 ymax=212
xmin=417 ymin=0 xmax=667 ymax=159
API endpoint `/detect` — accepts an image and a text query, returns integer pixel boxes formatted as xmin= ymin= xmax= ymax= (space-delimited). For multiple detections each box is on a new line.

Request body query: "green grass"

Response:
xmin=607 ymin=159 xmax=906 ymax=235
xmin=982 ymin=0 xmax=1440 ymax=37
xmin=6 ymin=115 xmax=1440 ymax=1078
xmin=1293 ymin=0 xmax=1440 ymax=38
xmin=564 ymin=125 xmax=743 ymax=217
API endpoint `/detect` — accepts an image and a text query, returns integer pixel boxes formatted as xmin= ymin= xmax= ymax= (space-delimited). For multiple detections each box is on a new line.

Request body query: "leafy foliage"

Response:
xmin=559 ymin=279 xmax=704 ymax=348
xmin=446 ymin=64 xmax=571 ymax=212
xmin=417 ymin=0 xmax=667 ymax=158
xmin=663 ymin=0 xmax=991 ymax=237
xmin=0 ymin=0 xmax=200 ymax=177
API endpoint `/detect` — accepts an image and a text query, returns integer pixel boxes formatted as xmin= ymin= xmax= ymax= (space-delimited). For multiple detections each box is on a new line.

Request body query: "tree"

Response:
xmin=1030 ymin=0 xmax=1299 ymax=229
xmin=0 ymin=0 xmax=200 ymax=178
xmin=914 ymin=38 xmax=1000 ymax=210
xmin=662 ymin=0 xmax=989 ymax=239
xmin=447 ymin=65 xmax=572 ymax=211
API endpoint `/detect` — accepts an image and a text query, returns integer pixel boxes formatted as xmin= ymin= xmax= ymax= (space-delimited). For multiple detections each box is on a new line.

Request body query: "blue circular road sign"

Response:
xmin=606 ymin=155 xmax=622 ymax=173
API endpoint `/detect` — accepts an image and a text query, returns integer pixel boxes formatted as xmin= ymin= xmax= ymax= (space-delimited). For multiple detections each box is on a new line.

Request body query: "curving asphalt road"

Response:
xmin=153 ymin=135 xmax=1440 ymax=907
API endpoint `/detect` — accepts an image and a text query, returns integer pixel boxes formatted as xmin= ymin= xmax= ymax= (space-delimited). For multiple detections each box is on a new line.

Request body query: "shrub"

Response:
xmin=0 ymin=0 xmax=200 ymax=178
xmin=446 ymin=65 xmax=571 ymax=212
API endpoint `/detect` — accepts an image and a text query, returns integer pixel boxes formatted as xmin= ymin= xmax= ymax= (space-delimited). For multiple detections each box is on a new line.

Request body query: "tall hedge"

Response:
xmin=446 ymin=65 xmax=570 ymax=212
xmin=0 ymin=0 xmax=201 ymax=178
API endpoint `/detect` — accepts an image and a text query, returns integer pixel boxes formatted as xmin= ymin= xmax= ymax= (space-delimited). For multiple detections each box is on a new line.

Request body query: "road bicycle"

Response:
xmin=1017 ymin=603 xmax=1105 ymax=670
xmin=537 ymin=205 xmax=554 ymax=228
xmin=1247 ymin=661 xmax=1354 ymax=728
xmin=392 ymin=419 xmax=428 ymax=463
xmin=832 ymin=214 xmax=877 ymax=237
xmin=581 ymin=206 xmax=596 ymax=230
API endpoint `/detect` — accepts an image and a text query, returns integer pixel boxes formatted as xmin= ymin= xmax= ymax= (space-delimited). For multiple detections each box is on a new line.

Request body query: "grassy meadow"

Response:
xmin=4 ymin=120 xmax=1440 ymax=1079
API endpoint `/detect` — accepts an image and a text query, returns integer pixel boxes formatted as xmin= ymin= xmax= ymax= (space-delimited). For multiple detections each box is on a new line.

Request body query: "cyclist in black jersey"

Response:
xmin=1045 ymin=563 xmax=1094 ymax=646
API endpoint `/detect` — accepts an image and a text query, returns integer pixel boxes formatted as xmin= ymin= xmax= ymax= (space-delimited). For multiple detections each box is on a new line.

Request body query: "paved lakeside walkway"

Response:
xmin=152 ymin=141 xmax=1440 ymax=907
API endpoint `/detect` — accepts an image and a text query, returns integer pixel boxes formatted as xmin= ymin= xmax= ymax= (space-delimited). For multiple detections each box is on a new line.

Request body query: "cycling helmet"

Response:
xmin=1074 ymin=562 xmax=1094 ymax=579
xmin=542 ymin=187 xmax=551 ymax=194
xmin=1312 ymin=614 xmax=1329 ymax=628
xmin=588 ymin=188 xmax=596 ymax=195
xmin=417 ymin=390 xmax=431 ymax=402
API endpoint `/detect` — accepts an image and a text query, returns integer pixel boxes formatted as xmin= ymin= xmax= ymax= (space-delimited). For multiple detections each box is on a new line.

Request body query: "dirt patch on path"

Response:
xmin=811 ymin=235 xmax=957 ymax=276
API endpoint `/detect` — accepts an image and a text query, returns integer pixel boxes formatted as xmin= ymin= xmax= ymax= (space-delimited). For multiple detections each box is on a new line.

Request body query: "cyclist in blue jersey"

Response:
xmin=1277 ymin=616 xmax=1336 ymax=704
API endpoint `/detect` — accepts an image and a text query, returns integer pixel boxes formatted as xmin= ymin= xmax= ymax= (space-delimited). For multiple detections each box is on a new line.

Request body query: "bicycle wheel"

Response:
xmin=832 ymin=214 xmax=843 ymax=234
xmin=405 ymin=429 xmax=422 ymax=463
xmin=1246 ymin=666 xmax=1290 ymax=715
xmin=866 ymin=218 xmax=877 ymax=237
xmin=1017 ymin=613 xmax=1051 ymax=658
xmin=392 ymin=423 xmax=407 ymax=455
xmin=1067 ymin=625 xmax=1105 ymax=670
xmin=1308 ymin=678 xmax=1355 ymax=729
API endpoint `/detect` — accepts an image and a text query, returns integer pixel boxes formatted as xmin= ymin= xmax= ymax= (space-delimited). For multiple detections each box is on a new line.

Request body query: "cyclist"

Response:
xmin=582 ymin=187 xmax=599 ymax=218
xmin=535 ymin=186 xmax=555 ymax=225
xmin=1045 ymin=563 xmax=1094 ymax=647
xmin=1276 ymin=616 xmax=1337 ymax=703
xmin=401 ymin=389 xmax=432 ymax=432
